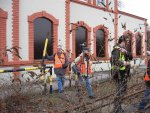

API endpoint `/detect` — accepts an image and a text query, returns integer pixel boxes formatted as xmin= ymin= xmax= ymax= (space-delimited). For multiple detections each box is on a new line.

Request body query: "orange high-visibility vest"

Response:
xmin=144 ymin=62 xmax=150 ymax=81
xmin=54 ymin=53 xmax=65 ymax=68
xmin=78 ymin=57 xmax=92 ymax=75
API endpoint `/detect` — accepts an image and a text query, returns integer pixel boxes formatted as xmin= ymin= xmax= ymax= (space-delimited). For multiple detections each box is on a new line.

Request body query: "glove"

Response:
xmin=123 ymin=61 xmax=130 ymax=66
xmin=62 ymin=64 xmax=68 ymax=69
xmin=119 ymin=48 xmax=127 ymax=53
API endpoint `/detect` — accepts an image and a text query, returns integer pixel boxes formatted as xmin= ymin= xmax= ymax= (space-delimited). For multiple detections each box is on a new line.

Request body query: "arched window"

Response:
xmin=124 ymin=34 xmax=132 ymax=53
xmin=75 ymin=26 xmax=87 ymax=57
xmin=136 ymin=34 xmax=142 ymax=56
xmin=34 ymin=17 xmax=53 ymax=60
xmin=96 ymin=29 xmax=105 ymax=57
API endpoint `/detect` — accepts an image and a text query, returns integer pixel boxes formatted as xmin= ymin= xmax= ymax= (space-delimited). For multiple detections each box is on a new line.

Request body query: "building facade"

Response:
xmin=0 ymin=0 xmax=148 ymax=71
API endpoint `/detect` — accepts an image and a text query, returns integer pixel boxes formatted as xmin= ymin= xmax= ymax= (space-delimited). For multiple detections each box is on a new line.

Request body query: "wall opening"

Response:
xmin=96 ymin=29 xmax=105 ymax=57
xmin=34 ymin=17 xmax=53 ymax=60
xmin=75 ymin=26 xmax=87 ymax=57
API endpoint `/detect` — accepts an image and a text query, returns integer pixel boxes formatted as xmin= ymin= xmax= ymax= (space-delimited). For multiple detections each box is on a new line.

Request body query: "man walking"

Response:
xmin=71 ymin=47 xmax=95 ymax=99
xmin=46 ymin=46 xmax=69 ymax=93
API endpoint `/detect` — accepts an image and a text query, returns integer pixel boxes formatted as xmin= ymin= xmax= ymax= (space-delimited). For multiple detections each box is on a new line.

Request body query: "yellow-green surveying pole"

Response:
xmin=42 ymin=33 xmax=49 ymax=94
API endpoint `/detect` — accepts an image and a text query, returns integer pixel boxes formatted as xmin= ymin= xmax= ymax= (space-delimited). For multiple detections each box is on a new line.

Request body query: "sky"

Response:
xmin=119 ymin=0 xmax=150 ymax=24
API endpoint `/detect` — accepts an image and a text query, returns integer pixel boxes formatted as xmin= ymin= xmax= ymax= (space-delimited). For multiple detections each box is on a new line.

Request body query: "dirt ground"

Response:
xmin=0 ymin=70 xmax=147 ymax=113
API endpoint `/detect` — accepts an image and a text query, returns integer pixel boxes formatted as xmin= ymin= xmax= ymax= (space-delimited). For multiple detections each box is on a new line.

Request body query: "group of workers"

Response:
xmin=45 ymin=45 xmax=95 ymax=98
xmin=44 ymin=35 xmax=150 ymax=113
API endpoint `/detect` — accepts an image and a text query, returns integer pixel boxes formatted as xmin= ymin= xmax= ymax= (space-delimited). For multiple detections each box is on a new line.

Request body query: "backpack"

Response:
xmin=110 ymin=48 xmax=121 ymax=79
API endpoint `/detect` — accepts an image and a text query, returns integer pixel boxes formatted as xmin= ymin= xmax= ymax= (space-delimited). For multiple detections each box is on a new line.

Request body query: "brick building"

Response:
xmin=0 ymin=0 xmax=148 ymax=71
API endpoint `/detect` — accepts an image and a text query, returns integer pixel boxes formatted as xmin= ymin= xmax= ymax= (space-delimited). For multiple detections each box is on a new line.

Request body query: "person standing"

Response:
xmin=71 ymin=47 xmax=95 ymax=99
xmin=111 ymin=36 xmax=130 ymax=113
xmin=137 ymin=58 xmax=150 ymax=112
xmin=46 ymin=46 xmax=69 ymax=93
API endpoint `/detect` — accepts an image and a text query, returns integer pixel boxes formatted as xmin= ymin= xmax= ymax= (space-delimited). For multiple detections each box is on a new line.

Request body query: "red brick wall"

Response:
xmin=12 ymin=0 xmax=19 ymax=62
xmin=0 ymin=8 xmax=8 ymax=63
xmin=65 ymin=0 xmax=70 ymax=54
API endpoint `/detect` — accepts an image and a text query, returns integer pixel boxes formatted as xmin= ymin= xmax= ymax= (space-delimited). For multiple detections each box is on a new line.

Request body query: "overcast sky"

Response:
xmin=119 ymin=0 xmax=150 ymax=24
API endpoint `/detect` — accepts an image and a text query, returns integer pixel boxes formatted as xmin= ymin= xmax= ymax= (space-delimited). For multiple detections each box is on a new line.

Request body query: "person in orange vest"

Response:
xmin=46 ymin=46 xmax=69 ymax=93
xmin=71 ymin=47 xmax=95 ymax=99
xmin=137 ymin=58 xmax=150 ymax=112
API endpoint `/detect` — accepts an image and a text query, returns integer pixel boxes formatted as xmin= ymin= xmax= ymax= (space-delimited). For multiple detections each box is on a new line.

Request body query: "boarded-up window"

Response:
xmin=75 ymin=26 xmax=87 ymax=57
xmin=96 ymin=29 xmax=105 ymax=57
xmin=34 ymin=17 xmax=53 ymax=60
xmin=136 ymin=35 xmax=142 ymax=56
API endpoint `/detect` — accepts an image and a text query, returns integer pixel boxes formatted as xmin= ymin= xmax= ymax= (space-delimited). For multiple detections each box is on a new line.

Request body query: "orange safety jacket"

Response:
xmin=144 ymin=62 xmax=150 ymax=81
xmin=78 ymin=56 xmax=92 ymax=75
xmin=54 ymin=53 xmax=65 ymax=68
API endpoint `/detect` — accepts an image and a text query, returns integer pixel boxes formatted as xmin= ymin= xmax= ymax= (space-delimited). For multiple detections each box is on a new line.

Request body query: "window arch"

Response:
xmin=75 ymin=26 xmax=87 ymax=57
xmin=34 ymin=17 xmax=53 ymax=60
xmin=71 ymin=21 xmax=91 ymax=58
xmin=96 ymin=29 xmax=105 ymax=57
xmin=123 ymin=31 xmax=134 ymax=54
xmin=135 ymin=32 xmax=142 ymax=56
xmin=93 ymin=25 xmax=109 ymax=58
xmin=28 ymin=11 xmax=58 ymax=61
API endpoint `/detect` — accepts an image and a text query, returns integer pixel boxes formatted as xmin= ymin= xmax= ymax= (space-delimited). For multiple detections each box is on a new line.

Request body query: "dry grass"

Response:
xmin=0 ymin=69 xmax=146 ymax=113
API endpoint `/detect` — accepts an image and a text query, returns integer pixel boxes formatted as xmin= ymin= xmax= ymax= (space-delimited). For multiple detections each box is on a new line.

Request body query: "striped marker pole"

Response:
xmin=49 ymin=67 xmax=53 ymax=94
xmin=42 ymin=34 xmax=49 ymax=94
xmin=0 ymin=66 xmax=52 ymax=73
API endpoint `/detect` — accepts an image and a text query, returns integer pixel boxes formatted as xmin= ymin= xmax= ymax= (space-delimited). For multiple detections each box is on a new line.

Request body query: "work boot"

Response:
xmin=59 ymin=90 xmax=64 ymax=93
xmin=89 ymin=95 xmax=95 ymax=99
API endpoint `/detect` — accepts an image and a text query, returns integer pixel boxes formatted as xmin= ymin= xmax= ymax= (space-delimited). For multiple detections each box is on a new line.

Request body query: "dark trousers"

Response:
xmin=76 ymin=73 xmax=93 ymax=97
xmin=113 ymin=70 xmax=127 ymax=113
xmin=138 ymin=86 xmax=150 ymax=110
xmin=116 ymin=70 xmax=127 ymax=96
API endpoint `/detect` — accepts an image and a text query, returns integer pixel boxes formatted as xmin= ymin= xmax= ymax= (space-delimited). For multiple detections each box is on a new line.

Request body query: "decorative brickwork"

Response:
xmin=28 ymin=11 xmax=59 ymax=62
xmin=12 ymin=0 xmax=19 ymax=62
xmin=123 ymin=30 xmax=134 ymax=57
xmin=71 ymin=21 xmax=91 ymax=59
xmin=72 ymin=0 xmax=114 ymax=13
xmin=65 ymin=0 xmax=70 ymax=54
xmin=0 ymin=8 xmax=8 ymax=63
xmin=93 ymin=25 xmax=109 ymax=59
xmin=114 ymin=0 xmax=118 ymax=44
